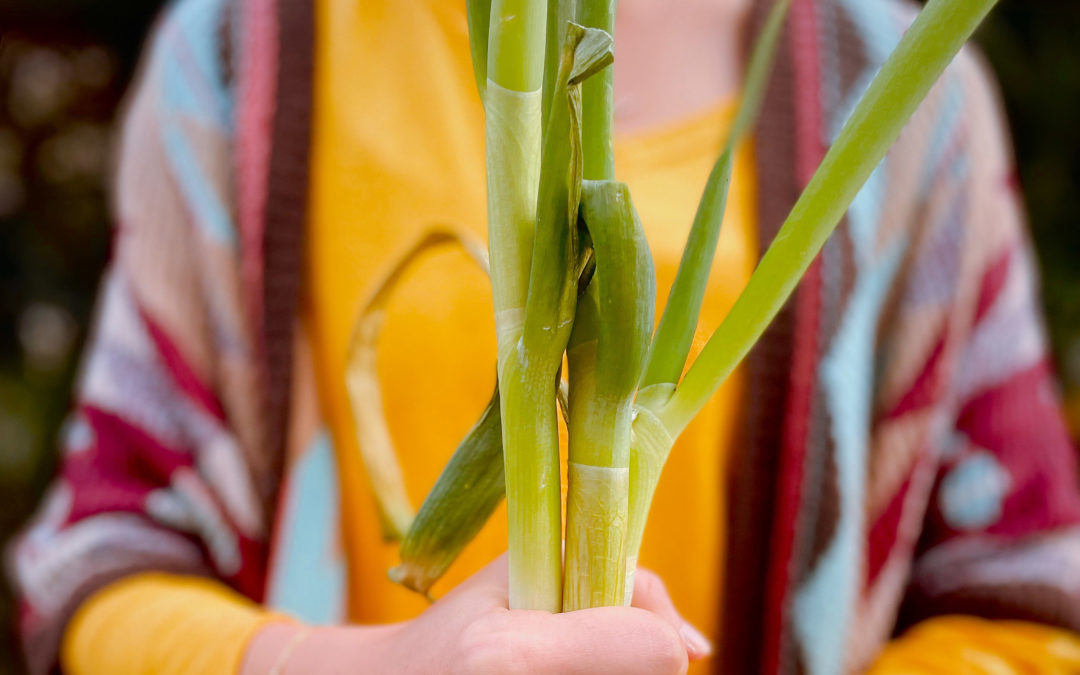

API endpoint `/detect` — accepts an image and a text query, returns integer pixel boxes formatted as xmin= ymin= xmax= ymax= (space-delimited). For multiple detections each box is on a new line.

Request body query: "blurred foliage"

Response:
xmin=0 ymin=3 xmax=168 ymax=671
xmin=0 ymin=0 xmax=1078 ymax=673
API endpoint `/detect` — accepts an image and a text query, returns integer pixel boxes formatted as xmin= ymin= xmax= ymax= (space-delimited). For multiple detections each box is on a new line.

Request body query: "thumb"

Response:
xmin=630 ymin=568 xmax=712 ymax=660
xmin=517 ymin=605 xmax=689 ymax=675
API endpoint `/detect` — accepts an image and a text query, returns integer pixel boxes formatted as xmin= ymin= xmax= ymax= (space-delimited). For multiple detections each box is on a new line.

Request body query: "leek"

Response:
xmin=362 ymin=0 xmax=1002 ymax=623
xmin=564 ymin=180 xmax=654 ymax=609
xmin=485 ymin=0 xmax=558 ymax=612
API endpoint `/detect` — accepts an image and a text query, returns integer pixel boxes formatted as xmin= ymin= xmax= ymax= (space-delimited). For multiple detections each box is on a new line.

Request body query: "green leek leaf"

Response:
xmin=640 ymin=0 xmax=790 ymax=391
xmin=664 ymin=0 xmax=1001 ymax=433
xmin=579 ymin=180 xmax=655 ymax=405
xmin=467 ymin=0 xmax=492 ymax=99
xmin=390 ymin=386 xmax=504 ymax=596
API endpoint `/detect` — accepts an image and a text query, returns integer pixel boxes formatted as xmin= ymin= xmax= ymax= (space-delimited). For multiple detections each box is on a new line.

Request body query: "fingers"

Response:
xmin=510 ymin=606 xmax=690 ymax=675
xmin=631 ymin=568 xmax=712 ymax=661
xmin=450 ymin=557 xmax=708 ymax=673
xmin=630 ymin=569 xmax=682 ymax=626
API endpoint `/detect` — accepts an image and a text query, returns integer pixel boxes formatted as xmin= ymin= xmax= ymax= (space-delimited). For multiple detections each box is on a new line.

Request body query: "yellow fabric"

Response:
xmin=305 ymin=2 xmax=754 ymax=669
xmin=867 ymin=616 xmax=1080 ymax=674
xmin=62 ymin=580 xmax=1080 ymax=675
xmin=61 ymin=573 xmax=281 ymax=675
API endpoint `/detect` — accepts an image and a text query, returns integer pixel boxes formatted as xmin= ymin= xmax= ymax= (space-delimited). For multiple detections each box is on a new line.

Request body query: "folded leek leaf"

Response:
xmin=522 ymin=23 xmax=612 ymax=362
xmin=344 ymin=228 xmax=488 ymax=541
xmin=389 ymin=385 xmax=504 ymax=596
xmin=564 ymin=179 xmax=655 ymax=609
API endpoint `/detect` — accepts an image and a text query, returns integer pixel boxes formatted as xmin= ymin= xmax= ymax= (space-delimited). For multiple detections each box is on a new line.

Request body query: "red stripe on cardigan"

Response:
xmin=762 ymin=0 xmax=826 ymax=671
xmin=973 ymin=247 xmax=1012 ymax=325
xmin=866 ymin=474 xmax=913 ymax=585
xmin=955 ymin=360 xmax=1080 ymax=537
xmin=236 ymin=0 xmax=277 ymax=352
xmin=884 ymin=327 xmax=948 ymax=421
xmin=139 ymin=307 xmax=227 ymax=421
xmin=63 ymin=405 xmax=192 ymax=524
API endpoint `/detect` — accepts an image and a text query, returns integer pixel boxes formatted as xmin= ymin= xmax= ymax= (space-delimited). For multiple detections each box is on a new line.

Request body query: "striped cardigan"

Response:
xmin=11 ymin=0 xmax=1080 ymax=673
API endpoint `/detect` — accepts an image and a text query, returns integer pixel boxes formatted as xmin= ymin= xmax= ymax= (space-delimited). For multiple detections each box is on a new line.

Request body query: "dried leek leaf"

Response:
xmin=345 ymin=227 xmax=489 ymax=541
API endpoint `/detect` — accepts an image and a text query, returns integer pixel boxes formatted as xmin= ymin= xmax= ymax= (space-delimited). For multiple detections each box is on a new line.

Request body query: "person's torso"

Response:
xmin=302 ymin=0 xmax=757 ymax=663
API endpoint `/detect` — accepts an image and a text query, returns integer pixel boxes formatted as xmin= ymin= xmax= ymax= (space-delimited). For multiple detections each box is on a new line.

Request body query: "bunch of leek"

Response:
xmin=347 ymin=0 xmax=1002 ymax=614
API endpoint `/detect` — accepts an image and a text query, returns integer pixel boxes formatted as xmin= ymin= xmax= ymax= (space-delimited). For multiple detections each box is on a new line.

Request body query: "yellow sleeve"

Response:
xmin=61 ymin=573 xmax=287 ymax=675
xmin=867 ymin=616 xmax=1080 ymax=674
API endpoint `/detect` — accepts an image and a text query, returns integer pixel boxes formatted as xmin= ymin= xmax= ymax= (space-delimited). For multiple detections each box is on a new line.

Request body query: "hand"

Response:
xmin=242 ymin=555 xmax=710 ymax=674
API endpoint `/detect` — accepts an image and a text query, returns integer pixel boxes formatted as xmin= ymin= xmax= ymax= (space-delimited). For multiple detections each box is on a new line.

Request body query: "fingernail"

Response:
xmin=679 ymin=622 xmax=713 ymax=658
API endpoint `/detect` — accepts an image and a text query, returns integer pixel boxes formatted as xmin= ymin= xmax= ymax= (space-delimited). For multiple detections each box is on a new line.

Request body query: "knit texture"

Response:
xmin=725 ymin=1 xmax=1080 ymax=673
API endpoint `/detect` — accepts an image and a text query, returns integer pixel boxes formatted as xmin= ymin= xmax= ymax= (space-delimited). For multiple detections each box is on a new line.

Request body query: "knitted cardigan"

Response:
xmin=12 ymin=0 xmax=1080 ymax=673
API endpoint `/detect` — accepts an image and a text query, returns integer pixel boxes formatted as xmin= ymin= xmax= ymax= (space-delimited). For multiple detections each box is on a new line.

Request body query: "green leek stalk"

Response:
xmin=515 ymin=22 xmax=613 ymax=611
xmin=624 ymin=0 xmax=791 ymax=596
xmin=484 ymin=0 xmax=558 ymax=612
xmin=564 ymin=180 xmax=654 ymax=610
xmin=580 ymin=0 xmax=616 ymax=181
xmin=509 ymin=21 xmax=613 ymax=609
xmin=489 ymin=7 xmax=614 ymax=611
xmin=561 ymin=0 xmax=635 ymax=612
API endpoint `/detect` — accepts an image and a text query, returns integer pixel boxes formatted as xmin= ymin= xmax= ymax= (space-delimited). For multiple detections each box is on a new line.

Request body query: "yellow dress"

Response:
xmin=60 ymin=2 xmax=1080 ymax=674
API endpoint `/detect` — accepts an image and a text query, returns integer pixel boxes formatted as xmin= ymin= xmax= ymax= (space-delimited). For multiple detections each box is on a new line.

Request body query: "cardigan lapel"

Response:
xmin=237 ymin=0 xmax=316 ymax=513
xmin=720 ymin=0 xmax=868 ymax=672
xmin=719 ymin=1 xmax=801 ymax=670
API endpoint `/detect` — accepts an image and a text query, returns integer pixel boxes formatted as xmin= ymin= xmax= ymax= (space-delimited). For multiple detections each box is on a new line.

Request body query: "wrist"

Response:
xmin=241 ymin=620 xmax=406 ymax=675
xmin=239 ymin=621 xmax=307 ymax=675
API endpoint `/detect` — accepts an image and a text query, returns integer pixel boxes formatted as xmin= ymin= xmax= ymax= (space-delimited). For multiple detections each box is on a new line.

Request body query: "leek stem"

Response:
xmin=485 ymin=0 xmax=557 ymax=611
xmin=501 ymin=358 xmax=564 ymax=611
xmin=565 ymin=289 xmax=631 ymax=609
xmin=564 ymin=179 xmax=654 ymax=610
xmin=562 ymin=0 xmax=623 ymax=611
xmin=543 ymin=0 xmax=579 ymax=129
xmin=485 ymin=1 xmax=546 ymax=354
xmin=623 ymin=402 xmax=674 ymax=603
xmin=580 ymin=0 xmax=616 ymax=180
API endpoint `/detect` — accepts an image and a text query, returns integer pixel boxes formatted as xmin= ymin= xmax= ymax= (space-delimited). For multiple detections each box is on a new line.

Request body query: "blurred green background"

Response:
xmin=0 ymin=0 xmax=1078 ymax=672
